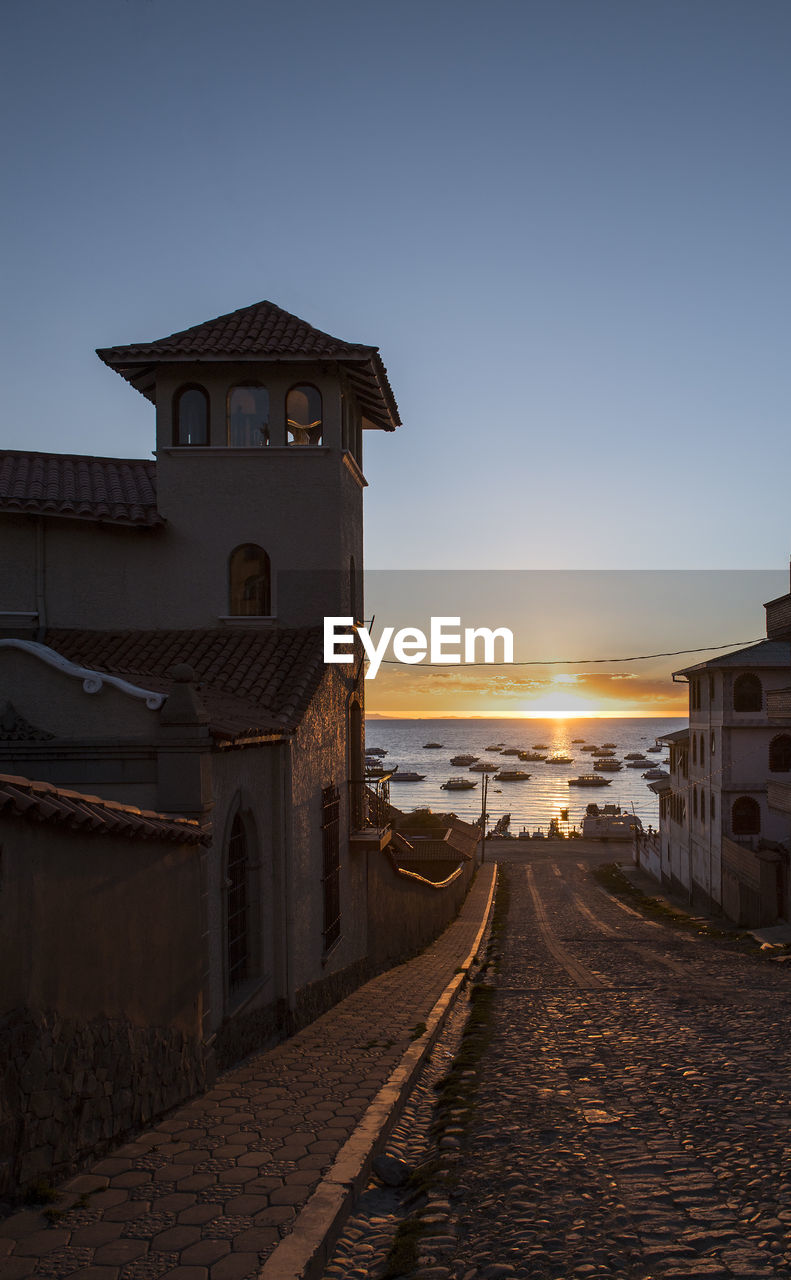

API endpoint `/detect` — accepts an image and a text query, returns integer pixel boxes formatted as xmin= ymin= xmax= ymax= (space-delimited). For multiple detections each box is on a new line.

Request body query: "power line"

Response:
xmin=378 ymin=638 xmax=765 ymax=668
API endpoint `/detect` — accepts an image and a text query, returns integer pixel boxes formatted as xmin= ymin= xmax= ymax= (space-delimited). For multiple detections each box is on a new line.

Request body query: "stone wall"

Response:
xmin=366 ymin=846 xmax=478 ymax=971
xmin=0 ymin=1007 xmax=206 ymax=1200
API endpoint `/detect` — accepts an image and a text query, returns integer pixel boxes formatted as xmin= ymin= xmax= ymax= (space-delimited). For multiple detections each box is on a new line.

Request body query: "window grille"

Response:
xmin=321 ymin=784 xmax=341 ymax=952
xmin=226 ymin=815 xmax=249 ymax=992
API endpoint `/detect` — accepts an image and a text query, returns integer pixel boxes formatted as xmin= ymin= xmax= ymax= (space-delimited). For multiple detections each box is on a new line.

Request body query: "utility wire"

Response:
xmin=378 ymin=637 xmax=765 ymax=668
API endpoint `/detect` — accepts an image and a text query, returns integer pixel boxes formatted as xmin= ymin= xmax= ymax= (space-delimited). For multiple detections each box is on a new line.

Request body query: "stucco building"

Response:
xmin=0 ymin=302 xmax=479 ymax=1193
xmin=648 ymin=576 xmax=791 ymax=925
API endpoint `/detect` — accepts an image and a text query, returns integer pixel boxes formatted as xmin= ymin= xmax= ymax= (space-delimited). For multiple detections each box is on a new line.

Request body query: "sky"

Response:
xmin=3 ymin=1 xmax=790 ymax=713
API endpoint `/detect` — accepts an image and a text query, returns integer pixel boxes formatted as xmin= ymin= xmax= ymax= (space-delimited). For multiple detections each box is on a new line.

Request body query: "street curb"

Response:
xmin=258 ymin=861 xmax=498 ymax=1280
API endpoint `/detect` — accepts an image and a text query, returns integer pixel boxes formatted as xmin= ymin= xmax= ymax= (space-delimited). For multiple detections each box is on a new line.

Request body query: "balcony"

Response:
xmin=768 ymin=779 xmax=791 ymax=815
xmin=348 ymin=774 xmax=393 ymax=851
xmin=767 ymin=687 xmax=791 ymax=724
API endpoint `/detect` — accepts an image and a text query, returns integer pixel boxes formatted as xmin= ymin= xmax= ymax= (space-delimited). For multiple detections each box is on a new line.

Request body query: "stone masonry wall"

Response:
xmin=0 ymin=1007 xmax=207 ymax=1201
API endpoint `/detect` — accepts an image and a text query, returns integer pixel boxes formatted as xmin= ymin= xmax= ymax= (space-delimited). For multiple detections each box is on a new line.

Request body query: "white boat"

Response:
xmin=594 ymin=759 xmax=622 ymax=771
xmin=441 ymin=776 xmax=478 ymax=790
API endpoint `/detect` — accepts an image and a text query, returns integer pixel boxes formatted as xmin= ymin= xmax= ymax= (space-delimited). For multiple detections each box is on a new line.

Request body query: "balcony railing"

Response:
xmin=349 ymin=773 xmax=392 ymax=836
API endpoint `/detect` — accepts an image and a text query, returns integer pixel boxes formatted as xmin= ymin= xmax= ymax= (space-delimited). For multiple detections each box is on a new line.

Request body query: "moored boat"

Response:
xmin=423 ymin=742 xmax=443 ymax=748
xmin=450 ymin=754 xmax=478 ymax=766
xmin=546 ymin=754 xmax=573 ymax=764
xmin=594 ymin=759 xmax=622 ymax=771
xmin=389 ymin=770 xmax=426 ymax=782
xmin=495 ymin=769 xmax=531 ymax=781
xmin=568 ymin=774 xmax=612 ymax=786
xmin=441 ymin=776 xmax=478 ymax=790
xmin=365 ymin=747 xmax=388 ymax=757
xmin=470 ymin=761 xmax=499 ymax=772
xmin=519 ymin=751 xmax=547 ymax=761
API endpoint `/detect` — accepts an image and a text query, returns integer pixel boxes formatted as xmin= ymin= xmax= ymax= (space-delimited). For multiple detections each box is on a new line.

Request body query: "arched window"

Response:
xmin=693 ymin=787 xmax=698 ymax=819
xmin=175 ymin=385 xmax=209 ymax=446
xmin=226 ymin=815 xmax=249 ymax=993
xmin=733 ymin=673 xmax=762 ymax=713
xmin=732 ymin=796 xmax=760 ymax=836
xmin=769 ymin=734 xmax=791 ymax=773
xmin=700 ymin=789 xmax=706 ymax=826
xmin=286 ymin=384 xmax=323 ymax=446
xmin=229 ymin=544 xmax=271 ymax=616
xmin=692 ymin=735 xmax=697 ymax=766
xmin=228 ymin=386 xmax=270 ymax=447
xmin=700 ymin=734 xmax=705 ymax=768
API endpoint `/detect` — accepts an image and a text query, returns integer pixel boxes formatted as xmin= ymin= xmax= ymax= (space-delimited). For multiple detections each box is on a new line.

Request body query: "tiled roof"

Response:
xmin=0 ymin=774 xmax=206 ymax=844
xmin=96 ymin=299 xmax=400 ymax=431
xmin=0 ymin=450 xmax=162 ymax=527
xmin=676 ymin=639 xmax=791 ymax=676
xmin=44 ymin=627 xmax=326 ymax=739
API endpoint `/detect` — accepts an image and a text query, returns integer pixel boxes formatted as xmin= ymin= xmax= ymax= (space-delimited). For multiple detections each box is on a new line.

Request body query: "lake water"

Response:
xmin=365 ymin=717 xmax=684 ymax=835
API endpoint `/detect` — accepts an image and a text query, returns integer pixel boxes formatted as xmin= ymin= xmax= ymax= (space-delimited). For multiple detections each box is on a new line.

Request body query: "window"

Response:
xmin=732 ymin=796 xmax=760 ymax=836
xmin=693 ymin=787 xmax=698 ymax=819
xmin=226 ymin=815 xmax=249 ymax=993
xmin=769 ymin=734 xmax=791 ymax=773
xmin=700 ymin=734 xmax=705 ymax=768
xmin=711 ymin=731 xmax=715 ymax=756
xmin=692 ymin=735 xmax=697 ymax=766
xmin=733 ymin=673 xmax=762 ymax=713
xmin=711 ymin=792 xmax=716 ymax=821
xmin=321 ymin=784 xmax=341 ymax=952
xmin=228 ymin=386 xmax=270 ymax=447
xmin=286 ymin=384 xmax=323 ymax=446
xmin=700 ymin=789 xmax=706 ymax=826
xmin=175 ymin=386 xmax=209 ymax=445
xmin=229 ymin=544 xmax=271 ymax=616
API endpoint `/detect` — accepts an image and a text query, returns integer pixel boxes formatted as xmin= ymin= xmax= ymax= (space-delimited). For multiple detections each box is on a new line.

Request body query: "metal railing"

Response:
xmin=349 ymin=772 xmax=392 ymax=835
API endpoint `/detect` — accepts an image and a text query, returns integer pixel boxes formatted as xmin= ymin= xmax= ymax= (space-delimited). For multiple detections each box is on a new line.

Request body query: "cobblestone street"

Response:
xmin=424 ymin=849 xmax=791 ymax=1280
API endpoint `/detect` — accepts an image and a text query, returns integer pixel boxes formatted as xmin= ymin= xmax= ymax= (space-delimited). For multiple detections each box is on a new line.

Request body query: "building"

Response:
xmin=648 ymin=574 xmax=791 ymax=925
xmin=0 ymin=301 xmax=475 ymax=1194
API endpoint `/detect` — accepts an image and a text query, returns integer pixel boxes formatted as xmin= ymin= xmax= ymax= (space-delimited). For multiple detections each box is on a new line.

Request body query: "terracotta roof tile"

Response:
xmin=44 ymin=626 xmax=327 ymax=738
xmin=96 ymin=299 xmax=400 ymax=430
xmin=0 ymin=450 xmax=162 ymax=527
xmin=0 ymin=774 xmax=207 ymax=844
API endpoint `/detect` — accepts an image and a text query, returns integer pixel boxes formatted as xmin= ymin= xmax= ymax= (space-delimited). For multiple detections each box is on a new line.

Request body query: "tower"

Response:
xmin=97 ymin=300 xmax=400 ymax=629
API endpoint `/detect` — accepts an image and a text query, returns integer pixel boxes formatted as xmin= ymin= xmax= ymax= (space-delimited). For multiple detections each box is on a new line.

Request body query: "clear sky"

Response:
xmin=3 ymin=0 xmax=790 ymax=585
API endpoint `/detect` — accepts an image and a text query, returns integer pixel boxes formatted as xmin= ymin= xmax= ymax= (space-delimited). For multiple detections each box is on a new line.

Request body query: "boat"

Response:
xmin=519 ymin=751 xmax=547 ymax=761
xmin=582 ymin=809 xmax=643 ymax=840
xmin=594 ymin=759 xmax=622 ymax=771
xmin=568 ymin=774 xmax=612 ymax=787
xmin=625 ymin=752 xmax=645 ymax=760
xmin=495 ymin=769 xmax=531 ymax=781
xmin=591 ymin=748 xmax=616 ymax=757
xmin=365 ymin=762 xmax=389 ymax=777
xmin=450 ymin=754 xmax=478 ymax=766
xmin=532 ymin=743 xmax=549 ymax=749
xmin=531 ymin=828 xmax=545 ymax=839
xmin=602 ymin=742 xmax=617 ymax=748
xmin=423 ymin=742 xmax=443 ymax=748
xmin=642 ymin=768 xmax=669 ymax=780
xmin=365 ymin=747 xmax=388 ymax=757
xmin=647 ymin=743 xmax=663 ymax=753
xmin=441 ymin=776 xmax=478 ymax=790
xmin=580 ymin=744 xmax=599 ymax=752
xmin=626 ymin=758 xmax=650 ymax=768
xmin=572 ymin=738 xmax=586 ymax=743
xmin=470 ymin=761 xmax=499 ymax=772
xmin=546 ymin=754 xmax=573 ymax=764
xmin=500 ymin=747 xmax=520 ymax=756
xmin=485 ymin=743 xmax=504 ymax=751
xmin=389 ymin=770 xmax=426 ymax=782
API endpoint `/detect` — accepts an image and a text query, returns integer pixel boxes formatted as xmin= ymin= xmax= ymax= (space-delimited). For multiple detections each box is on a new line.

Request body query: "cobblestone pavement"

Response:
xmin=0 ymin=865 xmax=496 ymax=1280
xmin=400 ymin=848 xmax=791 ymax=1280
